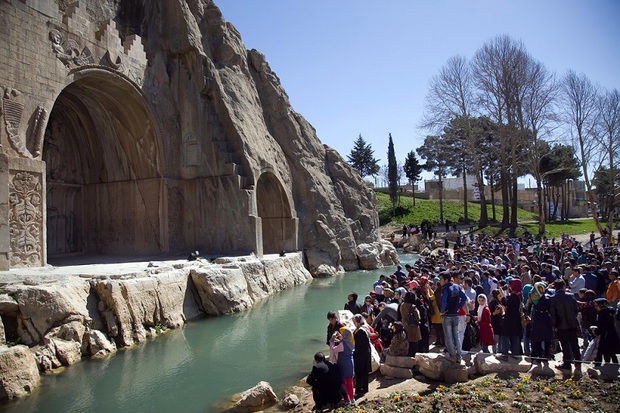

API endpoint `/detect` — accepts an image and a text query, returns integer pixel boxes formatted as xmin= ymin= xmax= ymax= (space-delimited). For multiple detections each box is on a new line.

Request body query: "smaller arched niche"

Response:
xmin=255 ymin=172 xmax=298 ymax=254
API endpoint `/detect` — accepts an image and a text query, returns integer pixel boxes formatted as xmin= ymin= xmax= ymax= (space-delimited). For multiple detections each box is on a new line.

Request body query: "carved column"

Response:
xmin=0 ymin=155 xmax=9 ymax=270
xmin=8 ymin=158 xmax=46 ymax=268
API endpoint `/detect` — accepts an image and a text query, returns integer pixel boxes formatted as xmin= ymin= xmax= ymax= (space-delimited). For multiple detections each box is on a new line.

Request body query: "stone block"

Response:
xmin=380 ymin=363 xmax=413 ymax=379
xmin=473 ymin=354 xmax=532 ymax=374
xmin=444 ymin=365 xmax=474 ymax=384
xmin=385 ymin=355 xmax=417 ymax=369
xmin=416 ymin=353 xmax=456 ymax=381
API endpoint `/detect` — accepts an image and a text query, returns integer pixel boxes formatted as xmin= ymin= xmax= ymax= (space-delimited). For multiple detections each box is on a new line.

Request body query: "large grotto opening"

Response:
xmin=43 ymin=70 xmax=166 ymax=262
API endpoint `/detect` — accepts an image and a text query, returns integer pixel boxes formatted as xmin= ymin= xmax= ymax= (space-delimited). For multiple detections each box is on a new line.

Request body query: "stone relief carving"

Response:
xmin=49 ymin=29 xmax=95 ymax=68
xmin=9 ymin=171 xmax=43 ymax=267
xmin=30 ymin=105 xmax=48 ymax=158
xmin=183 ymin=133 xmax=199 ymax=166
xmin=2 ymin=87 xmax=32 ymax=158
xmin=103 ymin=50 xmax=125 ymax=71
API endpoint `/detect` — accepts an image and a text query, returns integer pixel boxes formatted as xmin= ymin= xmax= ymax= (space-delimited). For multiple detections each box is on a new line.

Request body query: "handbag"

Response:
xmin=520 ymin=305 xmax=530 ymax=328
xmin=407 ymin=305 xmax=419 ymax=326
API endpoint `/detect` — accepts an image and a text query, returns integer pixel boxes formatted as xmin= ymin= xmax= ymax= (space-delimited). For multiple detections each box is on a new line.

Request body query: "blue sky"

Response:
xmin=216 ymin=1 xmax=620 ymax=183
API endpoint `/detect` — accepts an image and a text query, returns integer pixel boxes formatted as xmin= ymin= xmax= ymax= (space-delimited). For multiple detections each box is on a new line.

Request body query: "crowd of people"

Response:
xmin=306 ymin=231 xmax=620 ymax=411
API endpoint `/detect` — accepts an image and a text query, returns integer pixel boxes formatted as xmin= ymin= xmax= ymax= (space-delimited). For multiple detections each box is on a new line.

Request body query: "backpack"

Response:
xmin=446 ymin=284 xmax=461 ymax=313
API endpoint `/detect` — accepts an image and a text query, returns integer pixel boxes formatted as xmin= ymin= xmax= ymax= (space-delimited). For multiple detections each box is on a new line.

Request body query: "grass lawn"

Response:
xmin=376 ymin=192 xmax=615 ymax=238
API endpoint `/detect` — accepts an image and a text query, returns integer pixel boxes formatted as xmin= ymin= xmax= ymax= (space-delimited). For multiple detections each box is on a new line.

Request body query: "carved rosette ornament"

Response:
xmin=9 ymin=172 xmax=43 ymax=267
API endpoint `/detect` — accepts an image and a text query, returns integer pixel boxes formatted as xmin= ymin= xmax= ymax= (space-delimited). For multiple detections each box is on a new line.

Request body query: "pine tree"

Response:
xmin=403 ymin=151 xmax=422 ymax=206
xmin=387 ymin=134 xmax=399 ymax=213
xmin=347 ymin=135 xmax=380 ymax=179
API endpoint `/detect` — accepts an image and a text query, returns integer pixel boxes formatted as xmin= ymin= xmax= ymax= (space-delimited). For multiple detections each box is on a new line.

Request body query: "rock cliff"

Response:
xmin=145 ymin=0 xmax=383 ymax=274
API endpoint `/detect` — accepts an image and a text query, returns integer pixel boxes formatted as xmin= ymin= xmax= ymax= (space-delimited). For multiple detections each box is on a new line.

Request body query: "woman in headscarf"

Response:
xmin=528 ymin=282 xmax=553 ymax=361
xmin=330 ymin=326 xmax=355 ymax=403
xmin=489 ymin=289 xmax=504 ymax=354
xmin=430 ymin=278 xmax=445 ymax=348
xmin=500 ymin=279 xmax=523 ymax=358
xmin=400 ymin=291 xmax=422 ymax=357
xmin=352 ymin=314 xmax=371 ymax=398
xmin=385 ymin=321 xmax=409 ymax=357
xmin=476 ymin=294 xmax=494 ymax=353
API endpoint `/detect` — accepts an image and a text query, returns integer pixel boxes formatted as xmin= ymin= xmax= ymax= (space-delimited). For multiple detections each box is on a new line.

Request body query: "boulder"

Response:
xmin=235 ymin=381 xmax=278 ymax=408
xmin=280 ymin=393 xmax=299 ymax=409
xmin=0 ymin=345 xmax=40 ymax=401
xmin=356 ymin=243 xmax=382 ymax=269
xmin=378 ymin=240 xmax=399 ymax=266
xmin=415 ymin=353 xmax=457 ymax=381
xmin=0 ymin=318 xmax=4 ymax=345
xmin=85 ymin=330 xmax=117 ymax=357
xmin=51 ymin=338 xmax=82 ymax=366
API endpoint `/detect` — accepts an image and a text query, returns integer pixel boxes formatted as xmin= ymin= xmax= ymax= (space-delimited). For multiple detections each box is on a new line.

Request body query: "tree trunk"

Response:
xmin=478 ymin=169 xmax=488 ymax=226
xmin=501 ymin=170 xmax=510 ymax=227
xmin=490 ymin=174 xmax=497 ymax=222
xmin=536 ymin=177 xmax=545 ymax=236
xmin=462 ymin=169 xmax=469 ymax=223
xmin=439 ymin=176 xmax=444 ymax=224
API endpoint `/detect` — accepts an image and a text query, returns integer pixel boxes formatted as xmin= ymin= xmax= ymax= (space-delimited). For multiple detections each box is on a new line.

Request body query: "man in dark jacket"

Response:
xmin=593 ymin=298 xmax=620 ymax=366
xmin=306 ymin=352 xmax=342 ymax=410
xmin=549 ymin=279 xmax=581 ymax=370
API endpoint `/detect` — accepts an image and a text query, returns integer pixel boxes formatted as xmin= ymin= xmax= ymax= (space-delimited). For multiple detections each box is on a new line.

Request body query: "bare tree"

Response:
xmin=421 ymin=55 xmax=489 ymax=225
xmin=597 ymin=88 xmax=620 ymax=230
xmin=522 ymin=58 xmax=560 ymax=235
xmin=561 ymin=70 xmax=604 ymax=233
xmin=472 ymin=35 xmax=532 ymax=232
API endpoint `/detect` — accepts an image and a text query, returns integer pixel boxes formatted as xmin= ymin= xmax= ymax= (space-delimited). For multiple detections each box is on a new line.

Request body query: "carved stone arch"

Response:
xmin=255 ymin=171 xmax=298 ymax=255
xmin=42 ymin=67 xmax=167 ymax=259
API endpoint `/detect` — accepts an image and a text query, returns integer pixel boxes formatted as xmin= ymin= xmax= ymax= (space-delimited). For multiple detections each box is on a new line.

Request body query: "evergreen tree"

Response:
xmin=387 ymin=134 xmax=399 ymax=213
xmin=347 ymin=135 xmax=380 ymax=179
xmin=403 ymin=151 xmax=422 ymax=206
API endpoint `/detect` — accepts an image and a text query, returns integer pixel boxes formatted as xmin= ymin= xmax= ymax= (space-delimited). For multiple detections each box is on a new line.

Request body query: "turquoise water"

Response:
xmin=2 ymin=267 xmax=394 ymax=413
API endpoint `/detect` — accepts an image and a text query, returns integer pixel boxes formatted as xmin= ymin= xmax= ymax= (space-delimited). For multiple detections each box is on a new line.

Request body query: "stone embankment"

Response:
xmin=0 ymin=241 xmax=399 ymax=402
xmin=0 ymin=253 xmax=314 ymax=401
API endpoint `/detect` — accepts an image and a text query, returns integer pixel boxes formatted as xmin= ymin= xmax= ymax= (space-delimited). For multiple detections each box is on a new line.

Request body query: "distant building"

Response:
xmin=423 ymin=177 xmax=588 ymax=218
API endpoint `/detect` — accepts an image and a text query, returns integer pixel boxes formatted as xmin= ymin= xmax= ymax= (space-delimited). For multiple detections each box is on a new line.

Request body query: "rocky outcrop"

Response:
xmin=0 ymin=254 xmax=311 ymax=400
